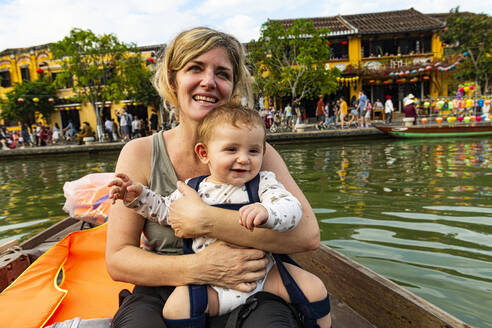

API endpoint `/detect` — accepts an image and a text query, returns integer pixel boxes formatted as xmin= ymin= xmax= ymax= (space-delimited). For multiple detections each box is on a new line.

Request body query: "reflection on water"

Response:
xmin=276 ymin=137 xmax=492 ymax=327
xmin=0 ymin=152 xmax=118 ymax=244
xmin=1 ymin=139 xmax=491 ymax=327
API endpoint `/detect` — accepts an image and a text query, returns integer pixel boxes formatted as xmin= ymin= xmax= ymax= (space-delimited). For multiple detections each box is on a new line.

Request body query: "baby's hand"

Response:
xmin=108 ymin=173 xmax=143 ymax=204
xmin=238 ymin=203 xmax=269 ymax=231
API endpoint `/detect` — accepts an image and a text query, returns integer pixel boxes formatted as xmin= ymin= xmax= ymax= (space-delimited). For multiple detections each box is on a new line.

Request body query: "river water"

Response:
xmin=1 ymin=137 xmax=491 ymax=327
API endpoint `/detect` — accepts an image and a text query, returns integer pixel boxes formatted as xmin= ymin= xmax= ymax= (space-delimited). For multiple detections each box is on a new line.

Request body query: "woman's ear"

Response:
xmin=195 ymin=143 xmax=209 ymax=164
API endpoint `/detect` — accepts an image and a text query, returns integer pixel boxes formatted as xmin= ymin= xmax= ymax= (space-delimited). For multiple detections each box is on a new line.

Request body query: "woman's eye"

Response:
xmin=189 ymin=65 xmax=201 ymax=72
xmin=217 ymin=71 xmax=231 ymax=80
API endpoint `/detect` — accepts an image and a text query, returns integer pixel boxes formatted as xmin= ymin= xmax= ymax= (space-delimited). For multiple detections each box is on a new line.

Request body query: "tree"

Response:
xmin=249 ymin=19 xmax=339 ymax=103
xmin=439 ymin=8 xmax=492 ymax=94
xmin=51 ymin=28 xmax=141 ymax=139
xmin=122 ymin=55 xmax=161 ymax=111
xmin=1 ymin=75 xmax=57 ymax=125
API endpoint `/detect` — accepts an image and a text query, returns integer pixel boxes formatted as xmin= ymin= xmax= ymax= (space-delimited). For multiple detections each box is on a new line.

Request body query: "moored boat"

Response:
xmin=374 ymin=118 xmax=492 ymax=138
xmin=0 ymin=217 xmax=472 ymax=328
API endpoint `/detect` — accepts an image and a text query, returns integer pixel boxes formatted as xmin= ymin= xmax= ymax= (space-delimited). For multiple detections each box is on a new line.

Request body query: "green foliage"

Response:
xmin=439 ymin=8 xmax=492 ymax=94
xmin=1 ymin=76 xmax=57 ymax=125
xmin=121 ymin=55 xmax=161 ymax=109
xmin=249 ymin=19 xmax=339 ymax=101
xmin=51 ymin=28 xmax=143 ymax=137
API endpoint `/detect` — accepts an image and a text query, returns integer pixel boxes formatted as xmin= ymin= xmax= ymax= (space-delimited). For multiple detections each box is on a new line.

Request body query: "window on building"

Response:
xmin=20 ymin=66 xmax=30 ymax=81
xmin=51 ymin=72 xmax=74 ymax=89
xmin=0 ymin=70 xmax=12 ymax=88
xmin=329 ymin=43 xmax=348 ymax=60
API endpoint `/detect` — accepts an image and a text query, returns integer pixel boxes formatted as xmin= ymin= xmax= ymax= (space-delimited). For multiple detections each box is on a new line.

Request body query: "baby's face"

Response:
xmin=204 ymin=123 xmax=265 ymax=186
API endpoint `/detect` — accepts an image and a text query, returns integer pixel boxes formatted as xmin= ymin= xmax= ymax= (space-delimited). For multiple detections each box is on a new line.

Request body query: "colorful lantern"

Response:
xmin=425 ymin=65 xmax=432 ymax=70
xmin=48 ymin=98 xmax=54 ymax=103
xmin=447 ymin=116 xmax=456 ymax=124
xmin=476 ymin=116 xmax=482 ymax=122
xmin=470 ymin=116 xmax=476 ymax=122
xmin=423 ymin=101 xmax=430 ymax=108
xmin=464 ymin=116 xmax=471 ymax=123
xmin=341 ymin=41 xmax=348 ymax=45
xmin=435 ymin=117 xmax=443 ymax=126
xmin=17 ymin=98 xmax=24 ymax=103
xmin=457 ymin=116 xmax=464 ymax=122
xmin=422 ymin=76 xmax=430 ymax=80
xmin=36 ymin=68 xmax=44 ymax=74
xmin=33 ymin=97 xmax=39 ymax=103
xmin=421 ymin=117 xmax=428 ymax=125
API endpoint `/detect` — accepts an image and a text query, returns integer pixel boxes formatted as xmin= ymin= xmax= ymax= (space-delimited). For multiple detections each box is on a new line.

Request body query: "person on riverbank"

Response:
xmin=21 ymin=123 xmax=33 ymax=147
xmin=149 ymin=108 xmax=159 ymax=134
xmin=339 ymin=96 xmax=348 ymax=129
xmin=109 ymin=105 xmax=330 ymax=327
xmin=384 ymin=95 xmax=394 ymax=123
xmin=356 ymin=91 xmax=368 ymax=128
xmin=403 ymin=94 xmax=417 ymax=125
xmin=63 ymin=120 xmax=77 ymax=141
xmin=77 ymin=122 xmax=95 ymax=145
xmin=284 ymin=101 xmax=293 ymax=128
xmin=117 ymin=109 xmax=131 ymax=142
xmin=52 ymin=123 xmax=61 ymax=144
xmin=316 ymin=95 xmax=325 ymax=126
xmin=106 ymin=27 xmax=322 ymax=328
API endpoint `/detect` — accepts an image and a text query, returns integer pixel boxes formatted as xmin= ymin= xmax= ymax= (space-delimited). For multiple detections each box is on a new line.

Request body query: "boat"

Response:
xmin=0 ymin=217 xmax=472 ymax=328
xmin=373 ymin=118 xmax=492 ymax=138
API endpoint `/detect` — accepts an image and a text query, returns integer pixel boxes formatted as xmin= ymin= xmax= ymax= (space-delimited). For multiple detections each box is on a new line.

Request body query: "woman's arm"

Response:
xmin=106 ymin=137 xmax=268 ymax=289
xmin=168 ymin=143 xmax=320 ymax=254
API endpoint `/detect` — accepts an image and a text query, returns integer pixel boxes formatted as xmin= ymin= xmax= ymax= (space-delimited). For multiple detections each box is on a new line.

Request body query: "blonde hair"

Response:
xmin=153 ymin=27 xmax=253 ymax=119
xmin=197 ymin=105 xmax=266 ymax=146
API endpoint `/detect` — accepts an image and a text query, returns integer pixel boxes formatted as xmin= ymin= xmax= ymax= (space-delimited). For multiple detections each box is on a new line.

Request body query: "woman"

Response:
xmin=52 ymin=123 xmax=61 ymax=144
xmin=107 ymin=27 xmax=321 ymax=328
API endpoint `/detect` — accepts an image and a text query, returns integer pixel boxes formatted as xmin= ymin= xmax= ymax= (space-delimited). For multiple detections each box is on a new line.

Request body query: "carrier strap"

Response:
xmin=272 ymin=254 xmax=331 ymax=327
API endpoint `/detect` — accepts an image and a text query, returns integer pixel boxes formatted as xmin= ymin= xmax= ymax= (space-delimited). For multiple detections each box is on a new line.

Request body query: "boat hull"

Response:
xmin=374 ymin=123 xmax=492 ymax=138
xmin=0 ymin=218 xmax=472 ymax=328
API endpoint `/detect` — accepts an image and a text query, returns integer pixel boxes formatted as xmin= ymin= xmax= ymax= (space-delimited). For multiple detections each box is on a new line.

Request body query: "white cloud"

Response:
xmin=0 ymin=0 xmax=490 ymax=50
xmin=221 ymin=15 xmax=260 ymax=42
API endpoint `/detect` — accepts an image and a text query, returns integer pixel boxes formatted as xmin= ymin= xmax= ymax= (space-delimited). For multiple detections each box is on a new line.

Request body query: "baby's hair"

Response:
xmin=198 ymin=105 xmax=266 ymax=146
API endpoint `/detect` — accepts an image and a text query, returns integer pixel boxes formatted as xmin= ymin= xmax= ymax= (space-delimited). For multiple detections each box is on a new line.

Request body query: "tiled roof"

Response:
xmin=425 ymin=13 xmax=450 ymax=23
xmin=271 ymin=16 xmax=356 ymax=36
xmin=273 ymin=8 xmax=445 ymax=36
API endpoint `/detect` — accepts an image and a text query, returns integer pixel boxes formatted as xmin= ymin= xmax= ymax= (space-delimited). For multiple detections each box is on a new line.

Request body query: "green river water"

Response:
xmin=0 ymin=137 xmax=491 ymax=327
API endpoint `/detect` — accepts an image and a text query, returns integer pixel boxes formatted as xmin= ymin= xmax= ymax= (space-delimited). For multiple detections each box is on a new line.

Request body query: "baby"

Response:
xmin=109 ymin=105 xmax=330 ymax=327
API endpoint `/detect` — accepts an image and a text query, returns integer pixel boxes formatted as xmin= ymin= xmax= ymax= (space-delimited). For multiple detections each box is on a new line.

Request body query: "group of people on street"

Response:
xmin=0 ymin=122 xmax=60 ymax=149
xmin=257 ymin=90 xmax=396 ymax=132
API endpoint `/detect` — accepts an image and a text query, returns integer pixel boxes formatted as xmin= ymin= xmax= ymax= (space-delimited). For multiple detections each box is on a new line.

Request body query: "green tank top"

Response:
xmin=142 ymin=132 xmax=183 ymax=254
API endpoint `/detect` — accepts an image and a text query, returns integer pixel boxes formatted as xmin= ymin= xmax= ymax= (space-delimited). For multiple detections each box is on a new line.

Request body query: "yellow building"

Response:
xmin=0 ymin=44 xmax=164 ymax=133
xmin=274 ymin=8 xmax=453 ymax=112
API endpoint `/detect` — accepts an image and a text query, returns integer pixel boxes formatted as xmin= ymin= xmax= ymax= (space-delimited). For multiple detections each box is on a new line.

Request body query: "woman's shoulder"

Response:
xmin=120 ymin=135 xmax=153 ymax=158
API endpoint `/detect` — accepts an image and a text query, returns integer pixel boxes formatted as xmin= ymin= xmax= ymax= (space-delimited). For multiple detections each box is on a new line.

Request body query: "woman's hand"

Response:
xmin=194 ymin=241 xmax=268 ymax=292
xmin=168 ymin=181 xmax=211 ymax=238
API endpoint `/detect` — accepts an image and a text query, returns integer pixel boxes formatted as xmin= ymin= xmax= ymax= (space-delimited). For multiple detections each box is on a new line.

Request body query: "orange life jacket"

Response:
xmin=0 ymin=223 xmax=133 ymax=327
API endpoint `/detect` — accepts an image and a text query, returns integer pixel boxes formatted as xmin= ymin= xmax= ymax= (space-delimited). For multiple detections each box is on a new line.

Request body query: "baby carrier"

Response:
xmin=162 ymin=174 xmax=331 ymax=328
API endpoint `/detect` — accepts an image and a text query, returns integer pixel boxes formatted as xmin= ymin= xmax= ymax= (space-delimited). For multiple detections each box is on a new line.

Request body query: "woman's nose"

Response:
xmin=200 ymin=69 xmax=216 ymax=89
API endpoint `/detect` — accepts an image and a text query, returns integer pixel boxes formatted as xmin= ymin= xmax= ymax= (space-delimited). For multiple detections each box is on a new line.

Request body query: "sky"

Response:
xmin=0 ymin=0 xmax=491 ymax=50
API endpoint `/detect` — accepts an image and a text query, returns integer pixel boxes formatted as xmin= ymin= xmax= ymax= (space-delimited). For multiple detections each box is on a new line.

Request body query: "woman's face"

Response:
xmin=175 ymin=47 xmax=234 ymax=122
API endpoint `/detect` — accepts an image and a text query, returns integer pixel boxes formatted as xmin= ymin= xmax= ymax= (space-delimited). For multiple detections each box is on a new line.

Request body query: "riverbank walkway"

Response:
xmin=0 ymin=126 xmax=385 ymax=159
